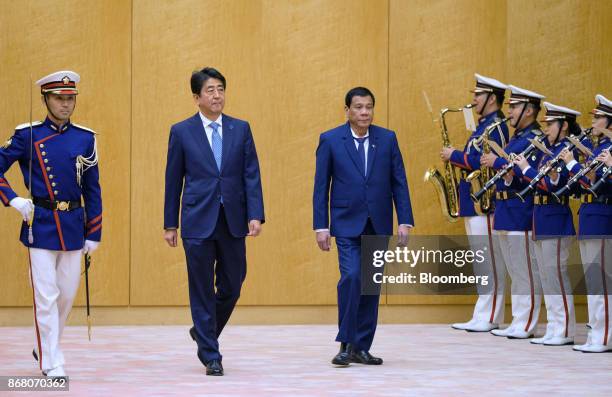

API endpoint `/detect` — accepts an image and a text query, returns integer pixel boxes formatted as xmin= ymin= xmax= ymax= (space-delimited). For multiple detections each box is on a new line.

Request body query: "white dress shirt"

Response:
xmin=351 ymin=128 xmax=369 ymax=175
xmin=199 ymin=112 xmax=223 ymax=147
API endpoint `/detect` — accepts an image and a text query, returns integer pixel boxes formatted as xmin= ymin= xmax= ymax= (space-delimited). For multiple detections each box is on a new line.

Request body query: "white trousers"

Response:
xmin=579 ymin=239 xmax=612 ymax=346
xmin=29 ymin=248 xmax=82 ymax=372
xmin=496 ymin=230 xmax=542 ymax=334
xmin=533 ymin=237 xmax=576 ymax=338
xmin=464 ymin=215 xmax=506 ymax=324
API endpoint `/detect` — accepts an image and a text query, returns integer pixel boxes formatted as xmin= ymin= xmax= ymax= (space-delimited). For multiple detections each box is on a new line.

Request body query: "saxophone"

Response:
xmin=466 ymin=118 xmax=509 ymax=214
xmin=424 ymin=105 xmax=474 ymax=222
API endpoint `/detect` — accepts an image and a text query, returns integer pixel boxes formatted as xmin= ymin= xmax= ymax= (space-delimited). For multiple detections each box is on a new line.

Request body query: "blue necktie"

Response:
xmin=354 ymin=137 xmax=367 ymax=176
xmin=210 ymin=122 xmax=222 ymax=171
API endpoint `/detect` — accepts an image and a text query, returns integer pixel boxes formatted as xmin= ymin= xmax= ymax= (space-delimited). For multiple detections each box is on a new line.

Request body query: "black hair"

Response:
xmin=345 ymin=87 xmax=375 ymax=107
xmin=191 ymin=67 xmax=226 ymax=95
xmin=493 ymin=92 xmax=504 ymax=107
xmin=527 ymin=102 xmax=541 ymax=115
xmin=567 ymin=119 xmax=582 ymax=136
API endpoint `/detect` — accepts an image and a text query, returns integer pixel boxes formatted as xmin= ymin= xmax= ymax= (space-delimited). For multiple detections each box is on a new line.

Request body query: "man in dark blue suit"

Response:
xmin=313 ymin=87 xmax=414 ymax=366
xmin=164 ymin=67 xmax=265 ymax=376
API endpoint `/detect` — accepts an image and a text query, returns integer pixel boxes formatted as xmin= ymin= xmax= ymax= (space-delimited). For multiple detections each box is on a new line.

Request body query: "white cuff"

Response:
xmin=315 ymin=229 xmax=329 ymax=233
xmin=565 ymin=160 xmax=578 ymax=171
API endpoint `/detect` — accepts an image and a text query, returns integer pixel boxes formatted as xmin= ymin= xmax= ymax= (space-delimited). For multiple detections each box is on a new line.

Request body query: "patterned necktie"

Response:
xmin=354 ymin=137 xmax=367 ymax=176
xmin=210 ymin=121 xmax=222 ymax=171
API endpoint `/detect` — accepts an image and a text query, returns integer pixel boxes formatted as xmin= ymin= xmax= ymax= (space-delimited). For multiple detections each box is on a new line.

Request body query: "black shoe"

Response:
xmin=206 ymin=359 xmax=224 ymax=376
xmin=189 ymin=326 xmax=198 ymax=342
xmin=331 ymin=342 xmax=351 ymax=366
xmin=349 ymin=349 xmax=383 ymax=365
xmin=32 ymin=349 xmax=38 ymax=362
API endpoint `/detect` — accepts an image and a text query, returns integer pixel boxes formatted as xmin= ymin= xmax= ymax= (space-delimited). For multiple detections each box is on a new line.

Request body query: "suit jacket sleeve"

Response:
xmin=164 ymin=126 xmax=185 ymax=229
xmin=313 ymin=134 xmax=331 ymax=230
xmin=82 ymin=135 xmax=103 ymax=241
xmin=391 ymin=133 xmax=414 ymax=226
xmin=243 ymin=123 xmax=265 ymax=223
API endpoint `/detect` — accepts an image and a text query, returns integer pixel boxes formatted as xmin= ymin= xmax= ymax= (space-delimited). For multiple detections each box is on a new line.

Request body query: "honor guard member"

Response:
xmin=513 ymin=102 xmax=581 ymax=346
xmin=0 ymin=71 xmax=102 ymax=377
xmin=481 ymin=85 xmax=545 ymax=339
xmin=440 ymin=74 xmax=509 ymax=332
xmin=559 ymin=94 xmax=612 ymax=353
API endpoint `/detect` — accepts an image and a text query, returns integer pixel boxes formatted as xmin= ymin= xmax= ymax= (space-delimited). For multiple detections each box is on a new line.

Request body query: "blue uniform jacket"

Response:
xmin=164 ymin=113 xmax=265 ymax=239
xmin=521 ymin=138 xmax=575 ymax=240
xmin=0 ymin=118 xmax=102 ymax=250
xmin=568 ymin=136 xmax=612 ymax=238
xmin=491 ymin=122 xmax=544 ymax=231
xmin=313 ymin=122 xmax=414 ymax=237
xmin=449 ymin=110 xmax=509 ymax=217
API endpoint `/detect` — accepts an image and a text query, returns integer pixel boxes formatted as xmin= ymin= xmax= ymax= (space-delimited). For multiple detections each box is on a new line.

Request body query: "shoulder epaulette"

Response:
xmin=72 ymin=123 xmax=97 ymax=134
xmin=15 ymin=121 xmax=42 ymax=130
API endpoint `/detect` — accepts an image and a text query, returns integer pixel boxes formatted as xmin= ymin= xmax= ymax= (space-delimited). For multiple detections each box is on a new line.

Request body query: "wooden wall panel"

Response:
xmin=387 ymin=0 xmax=507 ymax=304
xmin=388 ymin=0 xmax=508 ymax=236
xmin=1 ymin=0 xmax=607 ymax=312
xmin=130 ymin=0 xmax=390 ymax=305
xmin=506 ymin=0 xmax=612 ymax=122
xmin=0 ymin=0 xmax=131 ymax=306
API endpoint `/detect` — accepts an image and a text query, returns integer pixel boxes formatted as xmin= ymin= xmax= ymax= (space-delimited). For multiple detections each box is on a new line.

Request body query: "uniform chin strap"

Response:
xmin=514 ymin=103 xmax=528 ymax=129
xmin=76 ymin=136 xmax=98 ymax=187
xmin=607 ymin=117 xmax=612 ymax=129
xmin=478 ymin=92 xmax=492 ymax=116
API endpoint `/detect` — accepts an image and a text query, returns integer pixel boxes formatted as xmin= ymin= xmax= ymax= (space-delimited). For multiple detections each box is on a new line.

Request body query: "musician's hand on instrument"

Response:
xmin=512 ymin=154 xmax=528 ymax=170
xmin=440 ymin=147 xmax=454 ymax=161
xmin=559 ymin=148 xmax=574 ymax=164
xmin=595 ymin=151 xmax=612 ymax=167
xmin=480 ymin=153 xmax=497 ymax=168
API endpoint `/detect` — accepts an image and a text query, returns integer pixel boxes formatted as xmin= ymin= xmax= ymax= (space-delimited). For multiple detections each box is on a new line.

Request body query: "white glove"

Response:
xmin=83 ymin=240 xmax=100 ymax=254
xmin=9 ymin=197 xmax=34 ymax=222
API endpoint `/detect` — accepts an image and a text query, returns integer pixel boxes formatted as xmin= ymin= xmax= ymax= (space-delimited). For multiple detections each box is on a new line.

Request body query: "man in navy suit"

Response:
xmin=313 ymin=87 xmax=414 ymax=366
xmin=164 ymin=67 xmax=265 ymax=376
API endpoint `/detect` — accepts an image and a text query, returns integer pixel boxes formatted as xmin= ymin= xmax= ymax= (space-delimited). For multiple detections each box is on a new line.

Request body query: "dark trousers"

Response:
xmin=335 ymin=220 xmax=380 ymax=351
xmin=182 ymin=207 xmax=246 ymax=364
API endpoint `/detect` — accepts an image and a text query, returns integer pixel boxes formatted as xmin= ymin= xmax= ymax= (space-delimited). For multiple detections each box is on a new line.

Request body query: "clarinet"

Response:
xmin=517 ymin=128 xmax=593 ymax=202
xmin=471 ymin=135 xmax=546 ymax=202
xmin=552 ymin=147 xmax=611 ymax=200
xmin=587 ymin=156 xmax=612 ymax=198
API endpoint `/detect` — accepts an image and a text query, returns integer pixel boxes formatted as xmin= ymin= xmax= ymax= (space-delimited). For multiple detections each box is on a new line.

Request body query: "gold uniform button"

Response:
xmin=39 ymin=144 xmax=45 ymax=148
xmin=46 ymin=167 xmax=51 ymax=171
xmin=49 ymin=175 xmax=54 ymax=179
xmin=44 ymin=159 xmax=49 ymax=163
xmin=54 ymin=190 xmax=59 ymax=195
xmin=52 ymin=182 xmax=57 ymax=187
xmin=41 ymin=151 xmax=46 ymax=156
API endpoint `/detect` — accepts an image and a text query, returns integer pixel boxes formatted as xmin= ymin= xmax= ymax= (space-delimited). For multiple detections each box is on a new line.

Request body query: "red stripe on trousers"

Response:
xmin=556 ymin=238 xmax=570 ymax=338
xmin=601 ymin=239 xmax=609 ymax=345
xmin=487 ymin=214 xmax=498 ymax=324
xmin=524 ymin=231 xmax=536 ymax=332
xmin=27 ymin=249 xmax=43 ymax=370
